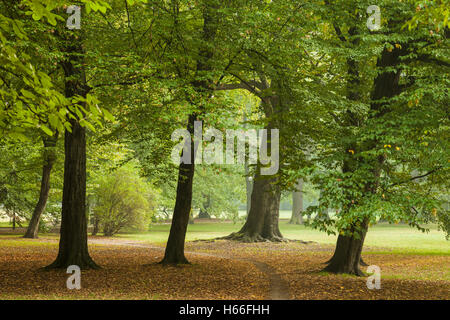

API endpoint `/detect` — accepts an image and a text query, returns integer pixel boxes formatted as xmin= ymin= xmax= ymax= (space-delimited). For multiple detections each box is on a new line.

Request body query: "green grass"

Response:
xmin=0 ymin=222 xmax=28 ymax=228
xmin=1 ymin=219 xmax=447 ymax=255
xmin=116 ymin=221 xmax=449 ymax=255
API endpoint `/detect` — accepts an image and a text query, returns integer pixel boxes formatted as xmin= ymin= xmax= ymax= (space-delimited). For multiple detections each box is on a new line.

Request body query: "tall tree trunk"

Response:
xmin=24 ymin=135 xmax=58 ymax=239
xmin=161 ymin=115 xmax=197 ymax=264
xmin=324 ymin=43 xmax=405 ymax=275
xmin=46 ymin=25 xmax=98 ymax=269
xmin=290 ymin=178 xmax=303 ymax=224
xmin=225 ymin=89 xmax=283 ymax=242
xmin=46 ymin=119 xmax=98 ymax=269
xmin=161 ymin=2 xmax=218 ymax=265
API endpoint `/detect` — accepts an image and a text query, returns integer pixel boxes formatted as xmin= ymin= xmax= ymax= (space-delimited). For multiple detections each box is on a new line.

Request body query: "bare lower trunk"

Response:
xmin=225 ymin=172 xmax=283 ymax=242
xmin=290 ymin=178 xmax=303 ymax=224
xmin=161 ymin=115 xmax=196 ymax=265
xmin=46 ymin=27 xmax=98 ymax=269
xmin=46 ymin=120 xmax=98 ymax=269
xmin=323 ymin=219 xmax=369 ymax=276
xmin=24 ymin=135 xmax=58 ymax=239
xmin=160 ymin=3 xmax=218 ymax=265
xmin=91 ymin=216 xmax=99 ymax=236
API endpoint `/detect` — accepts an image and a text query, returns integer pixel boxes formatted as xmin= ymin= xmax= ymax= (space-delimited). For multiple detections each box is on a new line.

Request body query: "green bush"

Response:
xmin=91 ymin=165 xmax=156 ymax=236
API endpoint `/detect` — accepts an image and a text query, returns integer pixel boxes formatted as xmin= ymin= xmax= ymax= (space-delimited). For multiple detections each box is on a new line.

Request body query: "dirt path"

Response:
xmin=248 ymin=260 xmax=290 ymax=300
xmin=88 ymin=237 xmax=290 ymax=300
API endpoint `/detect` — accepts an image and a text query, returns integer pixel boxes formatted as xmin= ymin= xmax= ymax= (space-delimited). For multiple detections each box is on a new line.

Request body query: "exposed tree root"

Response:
xmin=323 ymin=256 xmax=369 ymax=266
xmin=159 ymin=259 xmax=191 ymax=266
xmin=206 ymin=232 xmax=315 ymax=244
xmin=322 ymin=263 xmax=366 ymax=277
xmin=359 ymin=258 xmax=369 ymax=267
xmin=44 ymin=256 xmax=100 ymax=270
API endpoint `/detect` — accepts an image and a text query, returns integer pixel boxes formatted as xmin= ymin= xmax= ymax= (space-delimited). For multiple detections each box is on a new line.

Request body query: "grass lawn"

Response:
xmin=115 ymin=221 xmax=449 ymax=256
xmin=0 ymin=222 xmax=28 ymax=228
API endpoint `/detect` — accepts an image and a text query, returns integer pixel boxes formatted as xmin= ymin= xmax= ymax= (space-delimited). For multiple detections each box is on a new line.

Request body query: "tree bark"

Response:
xmin=161 ymin=115 xmax=197 ymax=264
xmin=224 ymin=170 xmax=283 ymax=242
xmin=324 ymin=43 xmax=406 ymax=275
xmin=24 ymin=135 xmax=58 ymax=239
xmin=46 ymin=26 xmax=98 ymax=269
xmin=161 ymin=2 xmax=218 ymax=265
xmin=290 ymin=178 xmax=303 ymax=224
xmin=91 ymin=216 xmax=99 ymax=236
xmin=323 ymin=219 xmax=369 ymax=276
xmin=46 ymin=118 xmax=98 ymax=269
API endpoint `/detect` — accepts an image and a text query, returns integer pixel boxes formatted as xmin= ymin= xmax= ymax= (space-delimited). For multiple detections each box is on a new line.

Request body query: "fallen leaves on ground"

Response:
xmin=0 ymin=236 xmax=448 ymax=300
xmin=185 ymin=240 xmax=449 ymax=300
xmin=0 ymin=237 xmax=267 ymax=300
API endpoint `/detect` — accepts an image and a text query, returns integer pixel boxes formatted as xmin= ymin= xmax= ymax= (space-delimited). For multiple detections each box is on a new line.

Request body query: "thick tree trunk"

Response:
xmin=325 ymin=44 xmax=405 ymax=275
xmin=24 ymin=135 xmax=58 ymax=239
xmin=324 ymin=28 xmax=368 ymax=274
xmin=290 ymin=178 xmax=303 ymax=224
xmin=161 ymin=115 xmax=197 ymax=265
xmin=225 ymin=171 xmax=283 ymax=242
xmin=225 ymin=94 xmax=283 ymax=242
xmin=323 ymin=219 xmax=369 ymax=276
xmin=324 ymin=236 xmax=368 ymax=266
xmin=46 ymin=119 xmax=98 ymax=269
xmin=46 ymin=27 xmax=98 ymax=269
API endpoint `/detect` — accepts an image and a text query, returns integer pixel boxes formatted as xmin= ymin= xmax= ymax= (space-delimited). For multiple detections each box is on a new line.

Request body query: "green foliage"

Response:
xmin=91 ymin=164 xmax=156 ymax=236
xmin=0 ymin=136 xmax=63 ymax=225
xmin=1 ymin=0 xmax=448 ymax=247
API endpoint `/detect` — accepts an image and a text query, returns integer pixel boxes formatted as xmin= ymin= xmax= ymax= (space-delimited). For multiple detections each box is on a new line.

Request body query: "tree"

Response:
xmin=92 ymin=165 xmax=155 ymax=236
xmin=46 ymin=2 xmax=114 ymax=269
xmin=306 ymin=0 xmax=449 ymax=275
xmin=24 ymin=134 xmax=58 ymax=238
xmin=290 ymin=179 xmax=303 ymax=225
xmin=161 ymin=0 xmax=220 ymax=264
xmin=193 ymin=166 xmax=246 ymax=221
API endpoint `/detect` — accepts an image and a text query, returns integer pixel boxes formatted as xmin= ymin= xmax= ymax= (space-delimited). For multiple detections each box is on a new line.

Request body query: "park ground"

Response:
xmin=0 ymin=219 xmax=448 ymax=300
